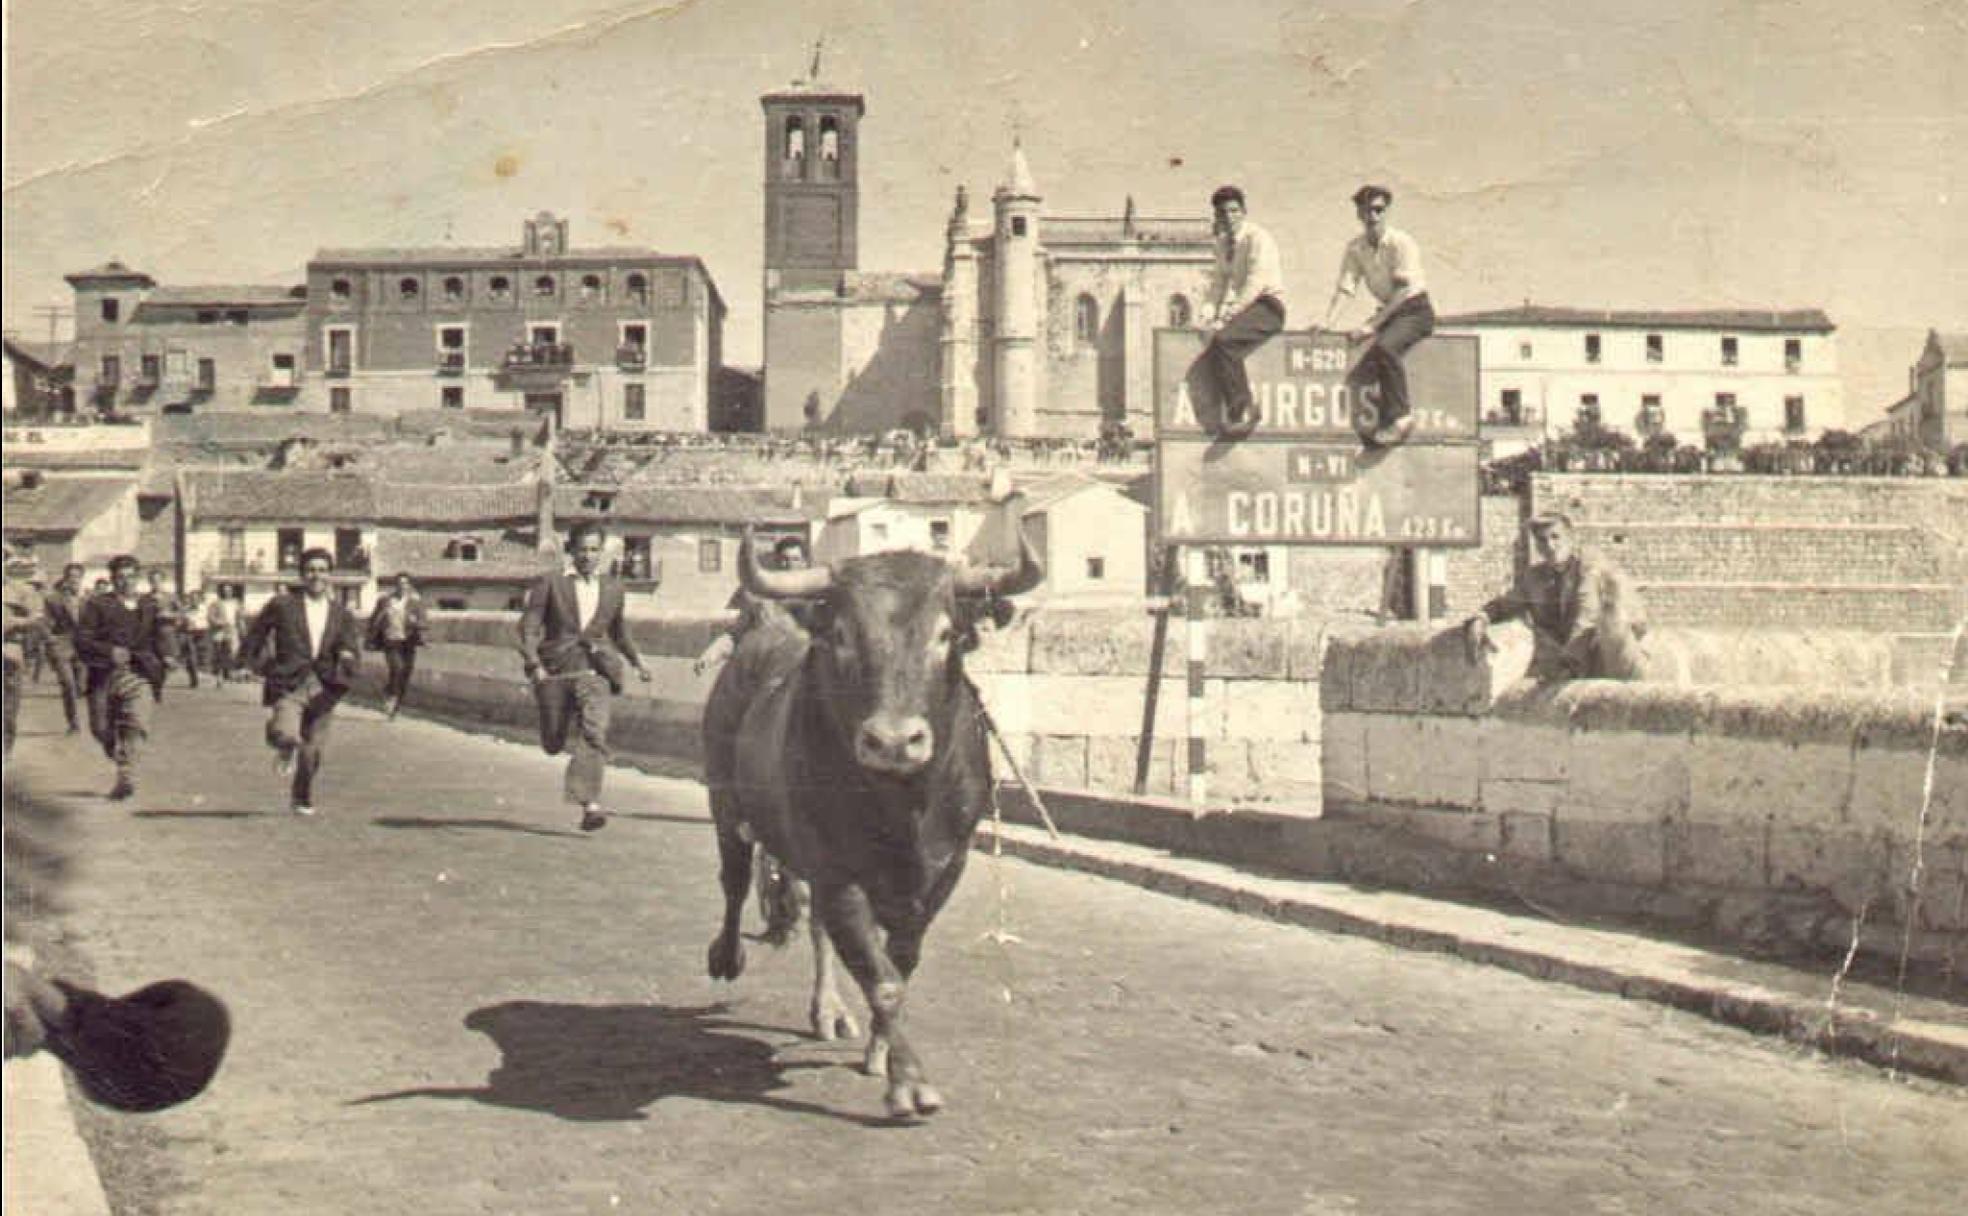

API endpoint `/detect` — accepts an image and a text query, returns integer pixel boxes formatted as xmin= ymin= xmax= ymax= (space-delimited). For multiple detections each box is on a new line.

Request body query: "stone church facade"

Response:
xmin=760 ymin=80 xmax=1216 ymax=440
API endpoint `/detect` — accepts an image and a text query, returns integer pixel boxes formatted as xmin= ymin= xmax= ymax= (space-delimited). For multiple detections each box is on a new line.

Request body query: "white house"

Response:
xmin=1009 ymin=474 xmax=1149 ymax=604
xmin=1438 ymin=305 xmax=1842 ymax=445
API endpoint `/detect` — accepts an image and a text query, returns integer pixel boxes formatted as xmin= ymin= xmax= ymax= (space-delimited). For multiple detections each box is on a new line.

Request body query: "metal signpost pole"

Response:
xmin=1184 ymin=544 xmax=1210 ymax=808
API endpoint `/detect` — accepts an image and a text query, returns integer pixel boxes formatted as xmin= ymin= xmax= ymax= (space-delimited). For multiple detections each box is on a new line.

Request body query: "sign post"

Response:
xmin=1152 ymin=328 xmax=1482 ymax=806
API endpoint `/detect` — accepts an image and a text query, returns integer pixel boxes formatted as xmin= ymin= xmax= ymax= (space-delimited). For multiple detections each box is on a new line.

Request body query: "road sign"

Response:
xmin=1152 ymin=328 xmax=1481 ymax=547
xmin=1155 ymin=439 xmax=1480 ymax=546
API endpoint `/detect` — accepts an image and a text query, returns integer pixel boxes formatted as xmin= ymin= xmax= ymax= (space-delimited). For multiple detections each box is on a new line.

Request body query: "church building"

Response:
xmin=760 ymin=77 xmax=1217 ymax=440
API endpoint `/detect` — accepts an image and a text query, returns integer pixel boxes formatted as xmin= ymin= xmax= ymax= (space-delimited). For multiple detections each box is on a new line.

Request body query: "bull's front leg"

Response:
xmin=814 ymin=882 xmax=942 ymax=1118
xmin=806 ymin=912 xmax=861 ymax=1042
xmin=706 ymin=812 xmax=753 ymax=981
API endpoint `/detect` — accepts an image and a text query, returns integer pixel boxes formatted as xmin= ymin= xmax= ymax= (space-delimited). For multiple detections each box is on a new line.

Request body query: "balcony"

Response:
xmin=205 ymin=551 xmax=372 ymax=580
xmin=498 ymin=342 xmax=578 ymax=391
xmin=325 ymin=359 xmax=353 ymax=379
xmin=134 ymin=365 xmax=161 ymax=389
xmin=615 ymin=344 xmax=647 ymax=371
xmin=437 ymin=351 xmax=467 ymax=376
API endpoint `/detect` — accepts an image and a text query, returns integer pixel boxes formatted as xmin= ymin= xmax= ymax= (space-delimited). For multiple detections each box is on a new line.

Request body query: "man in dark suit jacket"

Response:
xmin=517 ymin=521 xmax=651 ymax=831
xmin=241 ymin=548 xmax=362 ymax=816
xmin=74 ymin=555 xmax=176 ymax=800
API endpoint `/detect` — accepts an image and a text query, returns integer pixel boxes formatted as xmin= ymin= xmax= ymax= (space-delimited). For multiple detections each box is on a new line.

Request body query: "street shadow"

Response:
xmin=132 ymin=810 xmax=260 ymax=820
xmin=349 ymin=1000 xmax=898 ymax=1128
xmin=371 ymin=815 xmax=587 ymax=841
xmin=609 ymin=811 xmax=711 ymax=828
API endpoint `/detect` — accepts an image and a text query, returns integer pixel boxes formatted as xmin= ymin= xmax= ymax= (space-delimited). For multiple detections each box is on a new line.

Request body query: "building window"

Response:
xmin=277 ymin=528 xmax=305 ymax=570
xmin=622 ymin=536 xmax=653 ymax=580
xmin=197 ymin=310 xmax=220 ymax=324
xmin=101 ymin=298 xmax=120 ymax=323
xmin=1714 ymin=391 xmax=1738 ymax=413
xmin=441 ymin=597 xmax=470 ymax=612
xmin=1086 ymin=556 xmax=1106 ymax=580
xmin=784 ymin=116 xmax=806 ymax=165
xmin=1721 ymin=336 xmax=1739 ymax=366
xmin=1638 ymin=395 xmax=1664 ymax=436
xmin=583 ymin=490 xmax=616 ymax=512
xmin=624 ymin=383 xmax=646 ymax=422
xmin=1784 ymin=337 xmax=1802 ymax=372
xmin=818 ymin=116 xmax=841 ymax=178
xmin=227 ymin=309 xmax=249 ymax=326
xmin=929 ymin=519 xmax=951 ymax=551
xmin=1584 ymin=333 xmax=1602 ymax=364
xmin=330 ymin=386 xmax=351 ymax=413
xmin=140 ymin=354 xmax=161 ymax=383
xmin=398 ymin=277 xmax=420 ymax=302
xmin=331 ymin=278 xmax=352 ymax=301
xmin=1237 ymin=550 xmax=1270 ymax=583
xmin=580 ymin=274 xmax=603 ymax=302
xmin=101 ymin=354 xmax=121 ymax=385
xmin=1500 ymin=388 xmax=1522 ymax=423
xmin=1784 ymin=395 xmax=1806 ymax=433
xmin=326 ymin=328 xmax=354 ymax=375
xmin=443 ymin=276 xmax=466 ymax=304
xmin=196 ymin=358 xmax=216 ymax=391
xmin=1577 ymin=394 xmax=1601 ymax=431
xmin=1519 ymin=342 xmax=1533 ymax=361
xmin=1646 ymin=333 xmax=1663 ymax=363
xmin=439 ymin=325 xmax=466 ymax=349
xmin=870 ymin=522 xmax=889 ymax=543
xmin=220 ymin=528 xmax=246 ymax=564
xmin=458 ymin=541 xmax=479 ymax=562
xmin=1011 ymin=216 xmax=1027 ymax=237
xmin=489 ymin=276 xmax=512 ymax=302
xmin=1074 ymin=294 xmax=1099 ymax=346
xmin=698 ymin=537 xmax=722 ymax=573
xmin=626 ymin=273 xmax=649 ymax=306
xmin=1168 ymin=295 xmax=1192 ymax=328
xmin=441 ymin=385 xmax=463 ymax=409
xmin=533 ymin=274 xmax=556 ymax=299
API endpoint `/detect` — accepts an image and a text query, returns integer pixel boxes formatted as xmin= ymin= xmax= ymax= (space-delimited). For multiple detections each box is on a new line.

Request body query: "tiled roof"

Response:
xmin=369 ymin=443 xmax=543 ymax=485
xmin=311 ymin=246 xmax=681 ymax=267
xmin=2 ymin=446 xmax=148 ymax=471
xmin=185 ymin=470 xmax=376 ymax=523
xmin=137 ymin=285 xmax=306 ymax=309
xmin=375 ymin=527 xmax=556 ymax=583
xmin=1 ymin=477 xmax=135 ymax=536
xmin=552 ymin=485 xmax=816 ymax=525
xmin=374 ymin=480 xmax=540 ymax=525
xmin=393 ymin=409 xmax=551 ymax=443
xmin=1436 ymin=305 xmax=1835 ymax=333
xmin=154 ymin=412 xmax=390 ymax=446
xmin=64 ymin=262 xmax=154 ymax=285
xmin=2 ymin=337 xmax=74 ymax=369
xmin=849 ymin=472 xmax=993 ymax=504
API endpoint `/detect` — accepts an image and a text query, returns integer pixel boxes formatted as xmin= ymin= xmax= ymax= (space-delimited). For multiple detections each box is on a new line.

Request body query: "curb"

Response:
xmin=980 ymin=821 xmax=1968 ymax=1086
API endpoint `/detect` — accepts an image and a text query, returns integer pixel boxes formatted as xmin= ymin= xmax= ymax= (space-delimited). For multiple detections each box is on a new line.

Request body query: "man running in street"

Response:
xmin=366 ymin=572 xmax=428 ymax=719
xmin=75 ymin=556 xmax=174 ymax=800
xmin=42 ymin=563 xmax=88 ymax=734
xmin=241 ymin=549 xmax=362 ymax=816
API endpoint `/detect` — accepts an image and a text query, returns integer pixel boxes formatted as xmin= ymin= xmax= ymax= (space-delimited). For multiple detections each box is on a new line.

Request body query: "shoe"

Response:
xmin=66 ymin=724 xmax=80 ymax=735
xmin=384 ymin=697 xmax=401 ymax=720
xmin=579 ymin=807 xmax=608 ymax=833
xmin=274 ymin=750 xmax=295 ymax=778
xmin=1221 ymin=401 xmax=1256 ymax=437
xmin=291 ymin=803 xmax=315 ymax=817
xmin=1368 ymin=415 xmax=1415 ymax=448
xmin=108 ymin=777 xmax=135 ymax=801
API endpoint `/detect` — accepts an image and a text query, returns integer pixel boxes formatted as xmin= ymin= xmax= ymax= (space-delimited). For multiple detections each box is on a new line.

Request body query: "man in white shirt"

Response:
xmin=1321 ymin=184 xmax=1436 ymax=447
xmin=518 ymin=522 xmax=652 ymax=832
xmin=241 ymin=548 xmax=361 ymax=816
xmin=1201 ymin=185 xmax=1287 ymax=437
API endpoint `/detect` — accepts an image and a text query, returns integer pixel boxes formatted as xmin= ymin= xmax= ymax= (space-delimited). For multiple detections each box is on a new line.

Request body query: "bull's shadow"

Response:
xmin=351 ymin=1000 xmax=894 ymax=1128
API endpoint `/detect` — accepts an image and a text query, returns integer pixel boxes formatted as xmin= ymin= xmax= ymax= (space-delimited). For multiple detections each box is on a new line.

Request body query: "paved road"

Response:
xmin=7 ymin=681 xmax=1966 ymax=1216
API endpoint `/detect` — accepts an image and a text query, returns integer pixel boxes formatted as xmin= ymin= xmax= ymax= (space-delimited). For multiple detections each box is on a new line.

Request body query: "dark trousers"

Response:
xmin=179 ymin=634 xmax=206 ymax=688
xmin=381 ymin=643 xmax=418 ymax=703
xmin=1204 ymin=296 xmax=1286 ymax=421
xmin=268 ymin=677 xmax=342 ymax=807
xmin=87 ymin=669 xmax=152 ymax=780
xmin=1351 ymin=294 xmax=1436 ymax=425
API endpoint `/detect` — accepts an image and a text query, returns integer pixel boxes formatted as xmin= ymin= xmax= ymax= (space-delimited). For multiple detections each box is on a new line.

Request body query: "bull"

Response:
xmin=702 ymin=532 xmax=1041 ymax=1118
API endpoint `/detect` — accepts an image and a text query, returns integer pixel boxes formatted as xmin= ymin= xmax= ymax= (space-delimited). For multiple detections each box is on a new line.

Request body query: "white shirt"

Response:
xmin=571 ymin=573 xmax=600 ymax=631
xmin=1211 ymin=220 xmax=1287 ymax=318
xmin=303 ymin=594 xmax=332 ymax=659
xmin=1336 ymin=226 xmax=1426 ymax=304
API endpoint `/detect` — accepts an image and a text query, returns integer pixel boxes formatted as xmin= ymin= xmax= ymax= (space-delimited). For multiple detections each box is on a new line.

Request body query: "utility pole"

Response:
xmin=30 ymin=305 xmax=72 ymax=348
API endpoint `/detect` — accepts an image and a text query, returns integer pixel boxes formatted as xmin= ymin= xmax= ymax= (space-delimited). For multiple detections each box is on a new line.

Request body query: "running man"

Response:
xmin=74 ymin=555 xmax=175 ymax=800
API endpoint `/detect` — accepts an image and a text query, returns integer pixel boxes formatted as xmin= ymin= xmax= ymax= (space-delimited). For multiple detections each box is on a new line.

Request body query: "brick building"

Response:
xmin=760 ymin=77 xmax=1215 ymax=441
xmin=305 ymin=213 xmax=725 ymax=431
xmin=1437 ymin=306 xmax=1842 ymax=446
xmin=65 ymin=263 xmax=308 ymax=415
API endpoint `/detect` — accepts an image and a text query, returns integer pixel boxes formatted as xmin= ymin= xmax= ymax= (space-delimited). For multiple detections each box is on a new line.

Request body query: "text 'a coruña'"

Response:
xmin=1164 ymin=489 xmax=1390 ymax=539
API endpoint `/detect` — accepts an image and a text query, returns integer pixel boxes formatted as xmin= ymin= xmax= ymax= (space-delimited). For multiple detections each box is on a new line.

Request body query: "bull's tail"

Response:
xmin=754 ymin=846 xmax=804 ymax=947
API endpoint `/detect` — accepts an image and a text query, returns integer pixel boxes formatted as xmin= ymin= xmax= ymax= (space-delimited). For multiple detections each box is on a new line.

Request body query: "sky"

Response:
xmin=4 ymin=0 xmax=1964 ymax=419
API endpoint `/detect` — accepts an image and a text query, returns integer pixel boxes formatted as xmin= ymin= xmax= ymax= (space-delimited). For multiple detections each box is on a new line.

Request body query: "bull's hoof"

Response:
xmin=809 ymin=997 xmax=861 ymax=1042
xmin=884 ymin=1080 xmax=944 ymax=1120
xmin=706 ymin=933 xmax=746 ymax=981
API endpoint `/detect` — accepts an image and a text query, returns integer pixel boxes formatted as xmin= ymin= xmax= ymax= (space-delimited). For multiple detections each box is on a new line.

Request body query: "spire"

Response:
xmin=1001 ymin=138 xmax=1039 ymax=198
xmin=1123 ymin=194 xmax=1138 ymax=237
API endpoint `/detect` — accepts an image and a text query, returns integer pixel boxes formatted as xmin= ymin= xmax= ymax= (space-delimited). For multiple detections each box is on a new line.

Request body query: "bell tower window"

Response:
xmin=784 ymin=117 xmax=806 ymax=179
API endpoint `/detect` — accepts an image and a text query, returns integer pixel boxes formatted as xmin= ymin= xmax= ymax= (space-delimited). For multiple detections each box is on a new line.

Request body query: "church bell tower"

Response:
xmin=760 ymin=73 xmax=864 ymax=292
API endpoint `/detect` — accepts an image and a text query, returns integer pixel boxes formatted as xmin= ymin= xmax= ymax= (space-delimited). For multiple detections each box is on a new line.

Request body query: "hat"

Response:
xmin=47 ymin=978 xmax=232 ymax=1113
xmin=1352 ymin=184 xmax=1393 ymax=209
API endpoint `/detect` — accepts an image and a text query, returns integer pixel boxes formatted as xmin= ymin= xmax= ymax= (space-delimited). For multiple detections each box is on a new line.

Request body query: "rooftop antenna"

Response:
xmin=807 ymin=35 xmax=825 ymax=83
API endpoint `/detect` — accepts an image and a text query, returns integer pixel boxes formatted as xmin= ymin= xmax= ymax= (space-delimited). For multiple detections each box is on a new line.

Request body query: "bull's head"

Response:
xmin=742 ymin=532 xmax=1041 ymax=777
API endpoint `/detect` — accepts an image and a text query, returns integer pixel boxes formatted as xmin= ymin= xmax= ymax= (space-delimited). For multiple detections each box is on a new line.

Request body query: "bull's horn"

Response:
xmin=955 ymin=530 xmax=1044 ymax=598
xmin=739 ymin=529 xmax=834 ymax=599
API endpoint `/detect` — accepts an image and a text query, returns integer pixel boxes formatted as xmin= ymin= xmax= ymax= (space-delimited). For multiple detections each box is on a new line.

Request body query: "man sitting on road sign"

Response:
xmin=1201 ymin=185 xmax=1287 ymax=439
xmin=1319 ymin=184 xmax=1436 ymax=448
xmin=1462 ymin=513 xmax=1650 ymax=682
